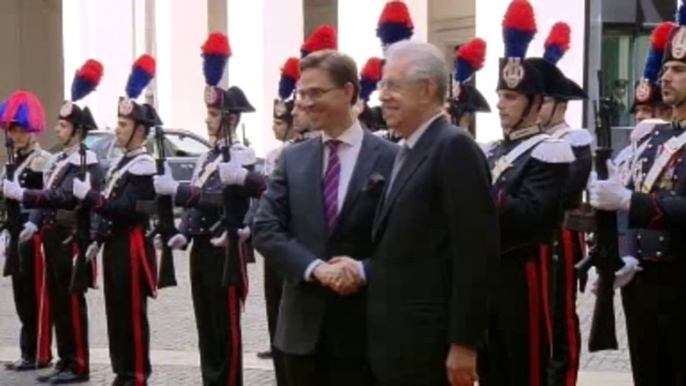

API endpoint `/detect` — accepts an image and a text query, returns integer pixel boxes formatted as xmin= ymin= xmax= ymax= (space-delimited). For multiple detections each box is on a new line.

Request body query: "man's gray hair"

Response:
xmin=385 ymin=40 xmax=448 ymax=104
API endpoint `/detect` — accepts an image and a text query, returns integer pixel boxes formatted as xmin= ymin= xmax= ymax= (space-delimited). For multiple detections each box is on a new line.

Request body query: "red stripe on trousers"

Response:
xmin=562 ymin=230 xmax=580 ymax=386
xmin=33 ymin=233 xmax=51 ymax=365
xmin=70 ymin=295 xmax=86 ymax=373
xmin=132 ymin=229 xmax=157 ymax=299
xmin=70 ymin=243 xmax=86 ymax=374
xmin=129 ymin=230 xmax=146 ymax=386
xmin=228 ymin=287 xmax=240 ymax=386
xmin=538 ymin=245 xmax=553 ymax=352
xmin=526 ymin=261 xmax=541 ymax=386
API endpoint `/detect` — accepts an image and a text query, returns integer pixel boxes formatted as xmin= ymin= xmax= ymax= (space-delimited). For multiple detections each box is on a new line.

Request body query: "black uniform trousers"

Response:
xmin=621 ymin=261 xmax=686 ymax=386
xmin=479 ymin=246 xmax=552 ymax=386
xmin=190 ymin=235 xmax=243 ymax=386
xmin=11 ymin=233 xmax=52 ymax=365
xmin=42 ymin=226 xmax=89 ymax=374
xmin=263 ymin=259 xmax=287 ymax=386
xmin=103 ymin=228 xmax=156 ymax=386
xmin=548 ymin=229 xmax=581 ymax=386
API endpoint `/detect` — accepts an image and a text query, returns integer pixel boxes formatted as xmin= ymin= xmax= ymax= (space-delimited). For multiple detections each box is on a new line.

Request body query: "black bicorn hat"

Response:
xmin=274 ymin=57 xmax=300 ymax=122
xmin=496 ymin=0 xmax=544 ymax=96
xmin=118 ymin=54 xmax=161 ymax=128
xmin=630 ymin=22 xmax=676 ymax=111
xmin=663 ymin=3 xmax=685 ymax=65
xmin=453 ymin=39 xmax=491 ymax=114
xmin=60 ymin=59 xmax=104 ymax=131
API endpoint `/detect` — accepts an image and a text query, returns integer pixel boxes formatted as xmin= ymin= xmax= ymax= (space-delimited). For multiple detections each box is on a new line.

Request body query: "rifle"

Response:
xmin=581 ymin=71 xmax=625 ymax=352
xmin=69 ymin=143 xmax=92 ymax=292
xmin=241 ymin=123 xmax=250 ymax=147
xmin=220 ymin=116 xmax=242 ymax=287
xmin=154 ymin=126 xmax=178 ymax=288
xmin=2 ymin=133 xmax=21 ymax=277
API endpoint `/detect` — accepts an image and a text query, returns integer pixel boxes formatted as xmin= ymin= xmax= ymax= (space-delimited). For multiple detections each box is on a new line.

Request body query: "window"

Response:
xmin=164 ymin=133 xmax=209 ymax=157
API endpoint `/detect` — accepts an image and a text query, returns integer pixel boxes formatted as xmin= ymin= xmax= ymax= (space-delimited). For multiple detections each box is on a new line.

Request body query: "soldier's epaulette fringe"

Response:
xmin=531 ymin=139 xmax=575 ymax=164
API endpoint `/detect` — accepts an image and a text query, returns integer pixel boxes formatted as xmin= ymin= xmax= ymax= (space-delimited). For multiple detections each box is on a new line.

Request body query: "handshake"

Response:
xmin=312 ymin=256 xmax=365 ymax=296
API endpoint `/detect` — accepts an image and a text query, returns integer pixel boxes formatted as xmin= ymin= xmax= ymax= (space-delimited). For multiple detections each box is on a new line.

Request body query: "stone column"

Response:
xmin=0 ymin=0 xmax=64 ymax=153
xmin=227 ymin=0 xmax=304 ymax=156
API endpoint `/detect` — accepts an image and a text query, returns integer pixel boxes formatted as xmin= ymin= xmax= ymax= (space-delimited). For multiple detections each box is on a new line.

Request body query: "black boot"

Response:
xmin=256 ymin=349 xmax=273 ymax=359
xmin=37 ymin=361 xmax=68 ymax=383
xmin=50 ymin=369 xmax=90 ymax=384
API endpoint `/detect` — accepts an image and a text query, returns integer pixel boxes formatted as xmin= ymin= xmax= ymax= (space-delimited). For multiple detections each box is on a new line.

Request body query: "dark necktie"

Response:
xmin=387 ymin=144 xmax=410 ymax=197
xmin=323 ymin=140 xmax=342 ymax=230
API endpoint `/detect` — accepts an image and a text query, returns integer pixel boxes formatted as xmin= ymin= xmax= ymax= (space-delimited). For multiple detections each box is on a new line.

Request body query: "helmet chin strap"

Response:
xmin=511 ymin=96 xmax=535 ymax=132
xmin=542 ymin=100 xmax=559 ymax=129
xmin=16 ymin=139 xmax=35 ymax=155
xmin=124 ymin=123 xmax=143 ymax=153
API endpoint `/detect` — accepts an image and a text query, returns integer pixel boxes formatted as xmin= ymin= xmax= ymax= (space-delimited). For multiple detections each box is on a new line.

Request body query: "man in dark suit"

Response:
xmin=364 ymin=40 xmax=499 ymax=386
xmin=253 ymin=50 xmax=398 ymax=386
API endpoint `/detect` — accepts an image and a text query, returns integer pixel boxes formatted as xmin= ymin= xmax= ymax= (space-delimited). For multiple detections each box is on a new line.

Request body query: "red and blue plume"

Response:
xmin=202 ymin=32 xmax=232 ymax=87
xmin=0 ymin=91 xmax=46 ymax=133
xmin=644 ymin=22 xmax=677 ymax=82
xmin=544 ymin=23 xmax=571 ymax=65
xmin=301 ymin=25 xmax=338 ymax=57
xmin=125 ymin=54 xmax=156 ymax=99
xmin=360 ymin=57 xmax=384 ymax=102
xmin=377 ymin=1 xmax=414 ymax=47
xmin=70 ymin=59 xmax=104 ymax=102
xmin=502 ymin=0 xmax=537 ymax=58
xmin=279 ymin=57 xmax=300 ymax=100
xmin=679 ymin=0 xmax=686 ymax=27
xmin=455 ymin=38 xmax=486 ymax=83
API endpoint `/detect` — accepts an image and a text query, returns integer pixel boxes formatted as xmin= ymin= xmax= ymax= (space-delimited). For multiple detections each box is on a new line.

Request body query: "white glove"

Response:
xmin=153 ymin=234 xmax=163 ymax=250
xmin=3 ymin=178 xmax=24 ymax=201
xmin=73 ymin=173 xmax=91 ymax=200
xmin=153 ymin=164 xmax=179 ymax=196
xmin=211 ymin=230 xmax=228 ymax=248
xmin=167 ymin=234 xmax=188 ymax=250
xmin=238 ymin=226 xmax=251 ymax=243
xmin=18 ymin=222 xmax=38 ymax=244
xmin=85 ymin=242 xmax=100 ymax=262
xmin=588 ymin=160 xmax=632 ymax=211
xmin=590 ymin=256 xmax=642 ymax=294
xmin=218 ymin=161 xmax=248 ymax=186
xmin=613 ymin=256 xmax=642 ymax=289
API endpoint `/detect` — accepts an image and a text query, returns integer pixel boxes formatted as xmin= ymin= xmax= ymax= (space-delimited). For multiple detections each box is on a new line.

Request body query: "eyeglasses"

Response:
xmin=297 ymin=87 xmax=340 ymax=101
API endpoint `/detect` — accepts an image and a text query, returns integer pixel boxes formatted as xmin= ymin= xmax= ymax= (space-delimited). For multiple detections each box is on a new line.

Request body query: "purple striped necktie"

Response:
xmin=323 ymin=140 xmax=342 ymax=231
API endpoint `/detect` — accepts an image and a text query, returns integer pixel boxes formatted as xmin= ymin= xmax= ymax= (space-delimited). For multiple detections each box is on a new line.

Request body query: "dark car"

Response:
xmin=50 ymin=128 xmax=211 ymax=184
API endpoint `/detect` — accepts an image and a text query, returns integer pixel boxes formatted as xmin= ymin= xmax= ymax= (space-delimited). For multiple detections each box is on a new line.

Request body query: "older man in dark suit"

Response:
xmin=253 ymin=50 xmax=398 ymax=386
xmin=365 ymin=40 xmax=500 ymax=386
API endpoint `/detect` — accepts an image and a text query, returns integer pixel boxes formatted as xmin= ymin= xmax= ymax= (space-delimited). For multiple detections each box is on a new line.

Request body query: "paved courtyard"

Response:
xmin=0 ymin=251 xmax=634 ymax=385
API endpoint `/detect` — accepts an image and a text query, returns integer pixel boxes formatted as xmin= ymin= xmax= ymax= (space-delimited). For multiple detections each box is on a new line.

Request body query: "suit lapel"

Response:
xmin=373 ymin=117 xmax=446 ymax=236
xmin=336 ymin=131 xmax=380 ymax=229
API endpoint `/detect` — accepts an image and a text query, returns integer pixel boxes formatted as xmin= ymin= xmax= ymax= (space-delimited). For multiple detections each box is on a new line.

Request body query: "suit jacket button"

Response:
xmin=637 ymin=234 xmax=641 ymax=240
xmin=637 ymin=249 xmax=642 ymax=254
xmin=656 ymin=251 xmax=662 ymax=258
xmin=659 ymin=236 xmax=664 ymax=242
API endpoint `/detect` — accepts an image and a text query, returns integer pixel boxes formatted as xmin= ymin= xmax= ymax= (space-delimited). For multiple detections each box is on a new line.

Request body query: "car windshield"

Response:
xmin=164 ymin=132 xmax=208 ymax=157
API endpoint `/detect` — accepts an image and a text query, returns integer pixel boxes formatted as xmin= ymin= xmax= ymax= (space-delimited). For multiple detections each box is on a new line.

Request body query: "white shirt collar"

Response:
xmin=546 ymin=121 xmax=570 ymax=135
xmin=321 ymin=121 xmax=364 ymax=147
xmin=126 ymin=146 xmax=147 ymax=157
xmin=400 ymin=113 xmax=443 ymax=150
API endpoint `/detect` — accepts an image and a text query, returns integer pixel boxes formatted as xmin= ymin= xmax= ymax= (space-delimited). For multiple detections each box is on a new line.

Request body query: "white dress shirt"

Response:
xmin=304 ymin=121 xmax=365 ymax=281
xmin=399 ymin=112 xmax=444 ymax=150
xmin=321 ymin=121 xmax=364 ymax=212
